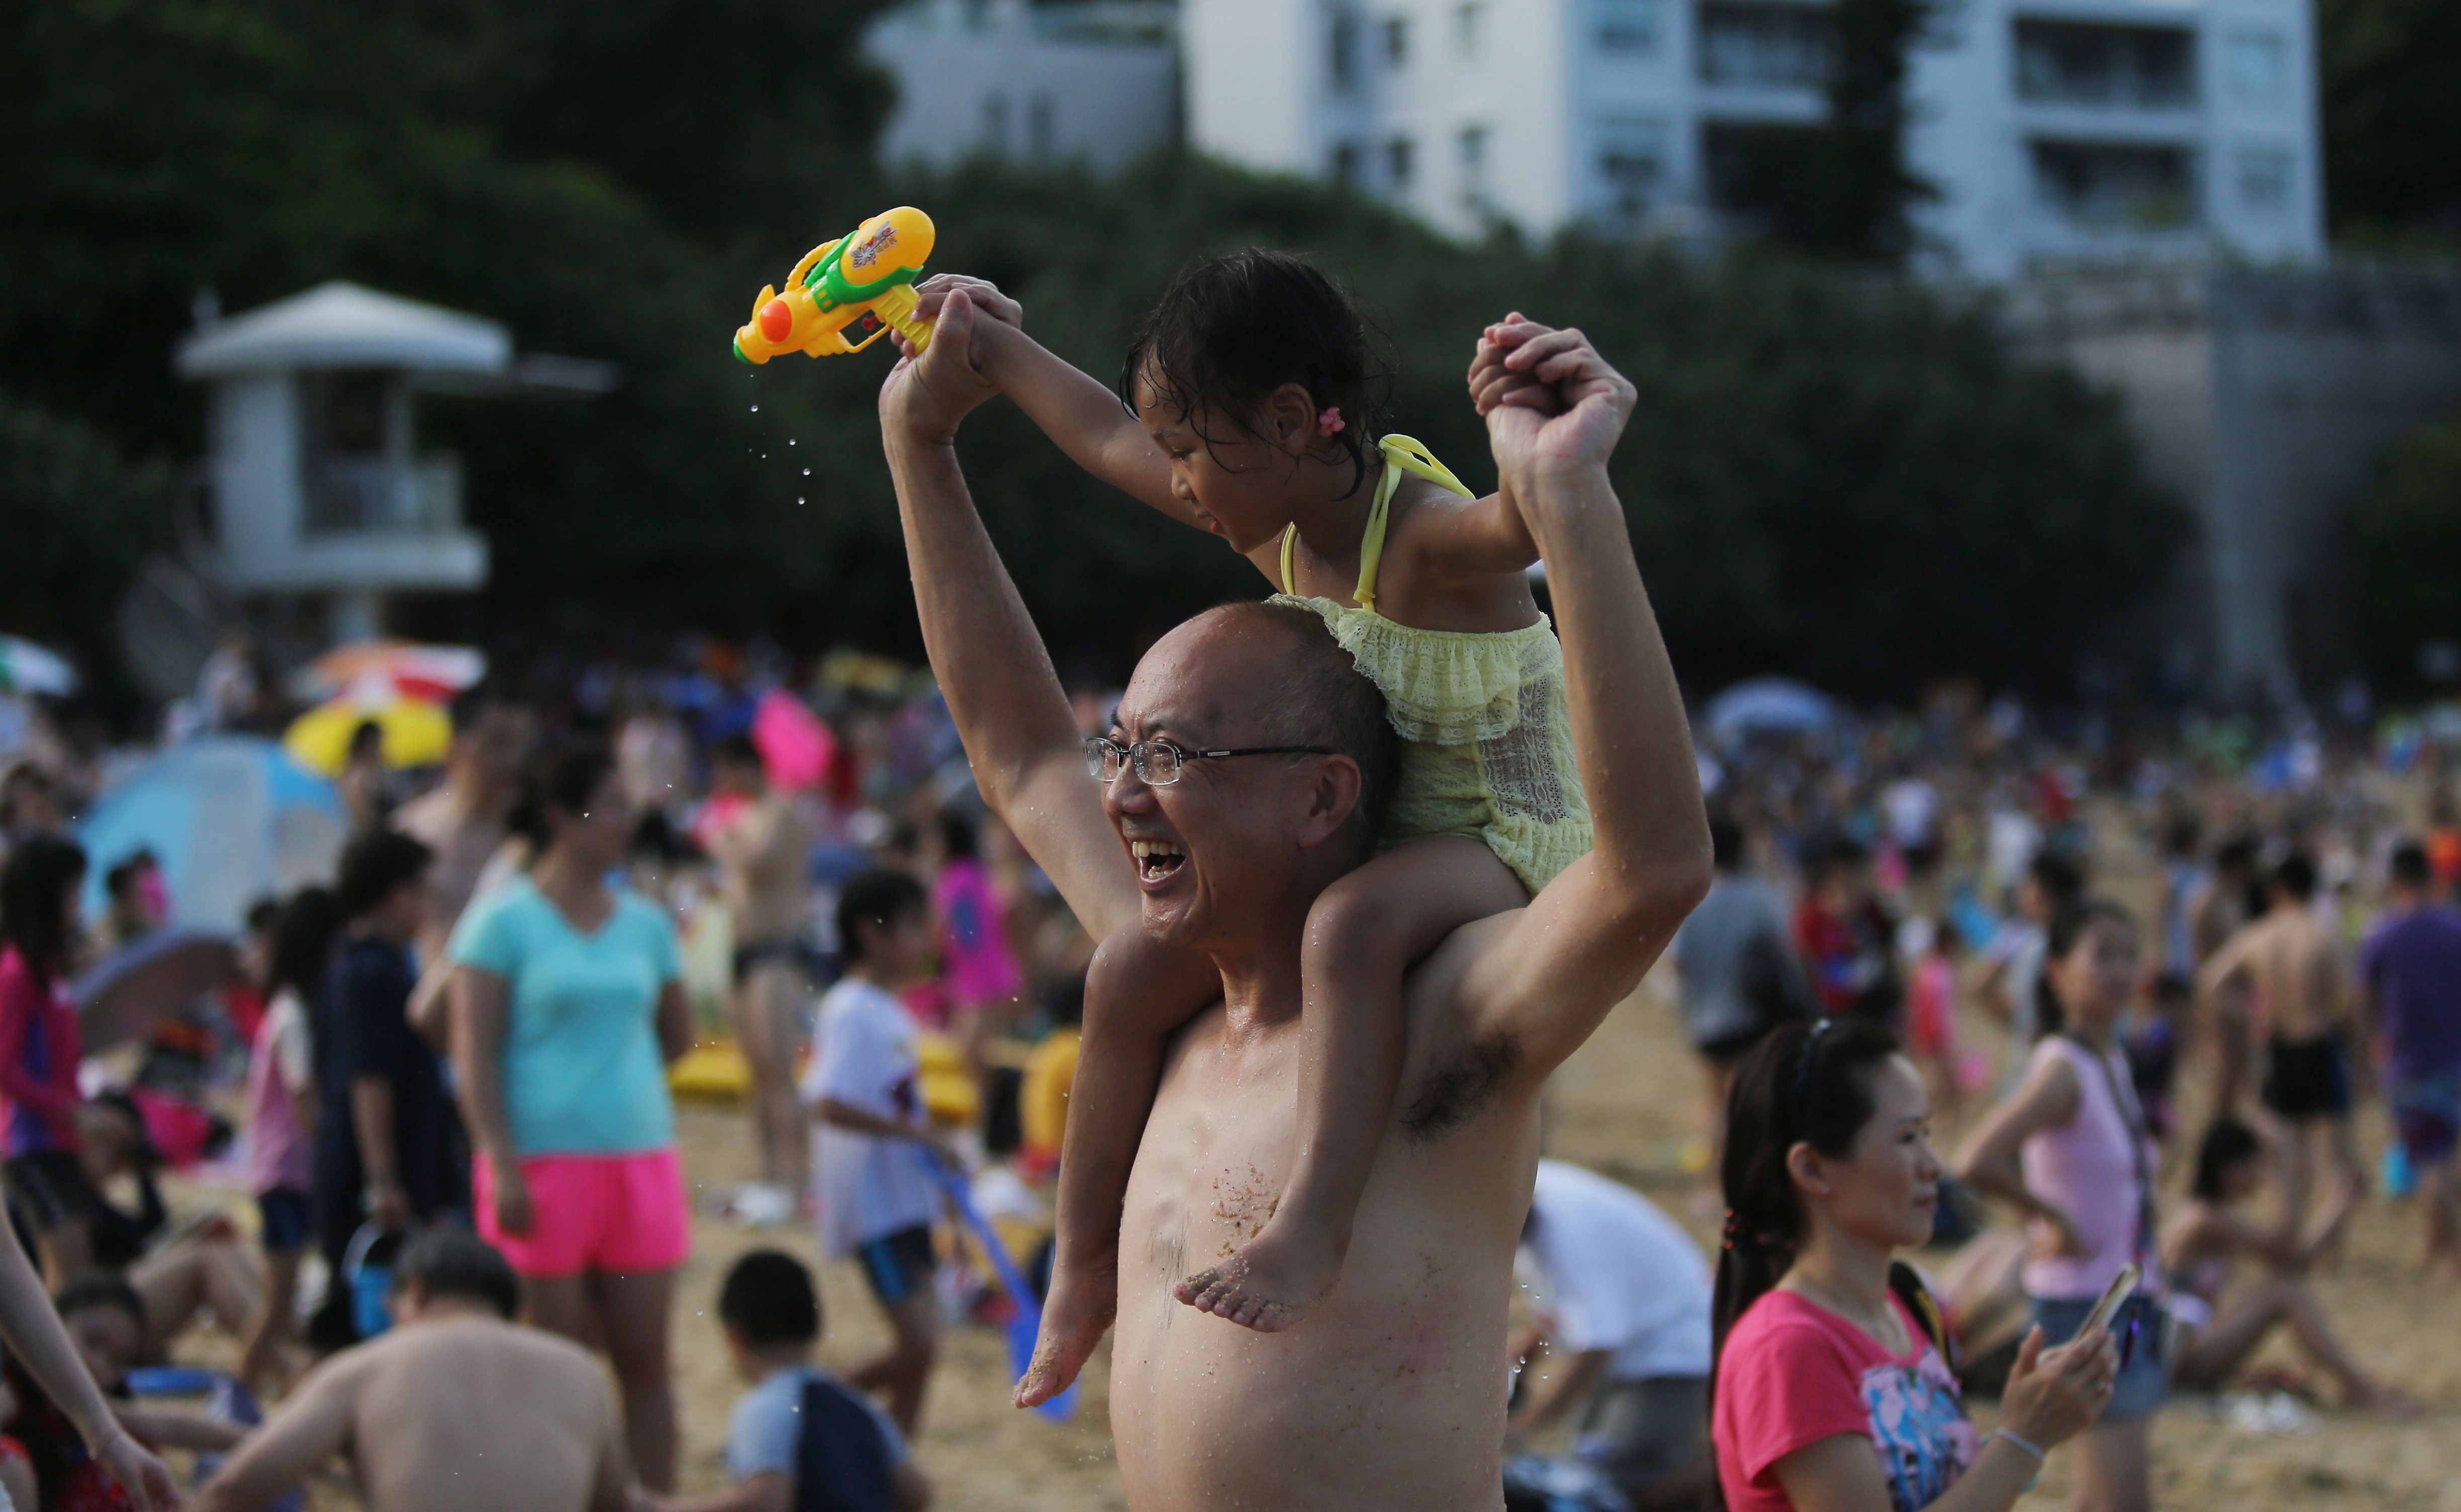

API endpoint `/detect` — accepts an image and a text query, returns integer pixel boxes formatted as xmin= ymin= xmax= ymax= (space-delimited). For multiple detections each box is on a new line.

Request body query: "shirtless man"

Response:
xmin=706 ymin=734 xmax=815 ymax=1215
xmin=2189 ymin=835 xmax=2262 ymax=1110
xmin=2200 ymin=853 xmax=2363 ymax=1235
xmin=398 ymin=686 xmax=532 ymax=1041
xmin=193 ymin=1228 xmax=631 ymax=1512
xmin=880 ymin=287 xmax=1709 ymax=1509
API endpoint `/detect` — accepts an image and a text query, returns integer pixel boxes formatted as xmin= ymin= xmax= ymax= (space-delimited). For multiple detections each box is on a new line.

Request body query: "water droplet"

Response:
xmin=751 ymin=404 xmax=760 ymax=412
xmin=802 ymin=467 xmax=811 ymax=476
xmin=788 ymin=438 xmax=797 ymax=446
xmin=797 ymin=496 xmax=806 ymax=506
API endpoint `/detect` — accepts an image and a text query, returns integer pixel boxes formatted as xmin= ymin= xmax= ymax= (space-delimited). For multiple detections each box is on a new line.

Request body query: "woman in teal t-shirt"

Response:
xmin=449 ymin=739 xmax=692 ymax=1491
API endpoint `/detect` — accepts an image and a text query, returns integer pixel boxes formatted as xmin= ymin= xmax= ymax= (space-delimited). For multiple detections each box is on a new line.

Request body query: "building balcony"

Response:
xmin=304 ymin=455 xmax=464 ymax=535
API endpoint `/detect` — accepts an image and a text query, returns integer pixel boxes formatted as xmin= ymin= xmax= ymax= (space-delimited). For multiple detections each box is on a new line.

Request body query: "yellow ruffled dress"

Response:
xmin=1271 ymin=435 xmax=1594 ymax=895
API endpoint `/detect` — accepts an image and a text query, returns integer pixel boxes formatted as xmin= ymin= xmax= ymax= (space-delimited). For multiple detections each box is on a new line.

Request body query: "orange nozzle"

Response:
xmin=758 ymin=298 xmax=794 ymax=344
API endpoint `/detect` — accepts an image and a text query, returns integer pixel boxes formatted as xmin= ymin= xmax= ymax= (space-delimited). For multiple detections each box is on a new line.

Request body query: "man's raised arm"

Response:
xmin=1458 ymin=319 xmax=1712 ymax=1076
xmin=879 ymin=291 xmax=1138 ymax=941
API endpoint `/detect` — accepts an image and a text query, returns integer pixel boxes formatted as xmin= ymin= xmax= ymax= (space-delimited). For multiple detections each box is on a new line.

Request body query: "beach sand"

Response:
xmin=171 ymin=893 xmax=2459 ymax=1510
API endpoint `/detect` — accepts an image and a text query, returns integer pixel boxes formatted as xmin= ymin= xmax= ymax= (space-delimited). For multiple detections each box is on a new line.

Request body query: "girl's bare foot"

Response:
xmin=1015 ymin=1259 xmax=1116 ymax=1408
xmin=1172 ymin=1223 xmax=1344 ymax=1333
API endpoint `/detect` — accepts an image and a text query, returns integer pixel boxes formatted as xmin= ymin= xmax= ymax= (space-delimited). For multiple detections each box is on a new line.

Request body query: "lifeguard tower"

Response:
xmin=175 ymin=281 xmax=612 ymax=642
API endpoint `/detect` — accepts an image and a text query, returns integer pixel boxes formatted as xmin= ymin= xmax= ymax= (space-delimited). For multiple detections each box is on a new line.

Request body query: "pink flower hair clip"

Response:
xmin=1316 ymin=405 xmax=1346 ymax=437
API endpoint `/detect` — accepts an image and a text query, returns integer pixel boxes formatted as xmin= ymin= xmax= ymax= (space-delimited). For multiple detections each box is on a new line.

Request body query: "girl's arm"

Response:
xmin=1390 ymin=486 xmax=1540 ymax=581
xmin=912 ymin=278 xmax=1194 ymax=526
xmin=1955 ymin=1055 xmax=2088 ymax=1248
xmin=448 ymin=980 xmax=524 ymax=1216
xmin=0 ymin=1216 xmax=180 ymax=1510
xmin=654 ymin=979 xmax=692 ymax=1064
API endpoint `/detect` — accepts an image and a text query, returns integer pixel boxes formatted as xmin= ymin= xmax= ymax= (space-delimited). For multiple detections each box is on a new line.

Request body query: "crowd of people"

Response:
xmin=0 ymin=247 xmax=2447 ymax=1512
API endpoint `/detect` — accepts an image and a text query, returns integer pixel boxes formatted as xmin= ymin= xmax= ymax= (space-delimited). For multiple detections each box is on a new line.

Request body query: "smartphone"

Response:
xmin=2080 ymin=1262 xmax=2141 ymax=1337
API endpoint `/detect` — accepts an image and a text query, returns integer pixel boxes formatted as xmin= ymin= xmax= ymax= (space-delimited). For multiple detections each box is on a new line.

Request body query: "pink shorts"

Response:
xmin=474 ymin=1147 xmax=691 ymax=1279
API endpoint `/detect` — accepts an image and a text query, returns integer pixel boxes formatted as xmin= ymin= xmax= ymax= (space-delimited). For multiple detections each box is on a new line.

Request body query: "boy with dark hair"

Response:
xmin=651 ymin=1251 xmax=929 ymax=1512
xmin=310 ymin=831 xmax=463 ymax=1352
xmin=194 ymin=1230 xmax=634 ymax=1512
xmin=805 ymin=870 xmax=949 ymax=1437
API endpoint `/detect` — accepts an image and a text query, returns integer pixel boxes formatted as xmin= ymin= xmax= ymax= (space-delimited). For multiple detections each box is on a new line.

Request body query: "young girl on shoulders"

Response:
xmin=905 ymin=256 xmax=1593 ymax=1401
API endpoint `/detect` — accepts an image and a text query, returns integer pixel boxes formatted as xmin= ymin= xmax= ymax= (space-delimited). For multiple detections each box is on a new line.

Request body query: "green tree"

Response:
xmin=0 ymin=395 xmax=171 ymax=654
xmin=2318 ymin=0 xmax=2461 ymax=237
xmin=2349 ymin=414 xmax=2461 ymax=682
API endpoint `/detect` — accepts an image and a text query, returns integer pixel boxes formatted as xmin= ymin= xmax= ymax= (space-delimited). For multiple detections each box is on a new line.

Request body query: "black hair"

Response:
xmin=712 ymin=733 xmax=762 ymax=771
xmin=2392 ymin=842 xmax=2433 ymax=890
xmin=348 ymin=719 xmax=385 ymax=759
xmin=53 ymin=1273 xmax=147 ymax=1334
xmin=88 ymin=1089 xmax=160 ymax=1171
xmin=1120 ymin=249 xmax=1393 ymax=496
xmin=1709 ymin=813 xmax=1746 ymax=871
xmin=1710 ymin=1015 xmax=1902 ymax=1495
xmin=268 ymin=886 xmax=344 ymax=1004
xmin=2165 ymin=814 xmax=2201 ymax=860
xmin=2273 ymin=852 xmax=2318 ymax=903
xmin=391 ymin=1227 xmax=522 ymax=1319
xmin=104 ymin=853 xmax=150 ymax=900
xmin=2191 ymin=1117 xmax=2263 ymax=1202
xmin=1193 ymin=600 xmax=1401 ymax=857
xmin=1803 ymin=834 xmax=1869 ymax=890
xmin=508 ymin=737 xmax=619 ymax=853
xmin=2028 ymin=849 xmax=2085 ymax=910
xmin=1041 ymin=970 xmax=1086 ymax=1029
xmin=449 ymin=678 xmax=517 ymax=733
xmin=336 ymin=830 xmax=435 ymax=920
xmin=718 ymin=1248 xmax=822 ymax=1348
xmin=2213 ymin=835 xmax=2260 ymax=878
xmin=2033 ymin=896 xmax=2138 ymax=1040
xmin=836 ymin=868 xmax=929 ymax=966
xmin=936 ymin=807 xmax=979 ymax=862
xmin=244 ymin=897 xmax=282 ymax=936
xmin=0 ymin=835 xmax=87 ymax=987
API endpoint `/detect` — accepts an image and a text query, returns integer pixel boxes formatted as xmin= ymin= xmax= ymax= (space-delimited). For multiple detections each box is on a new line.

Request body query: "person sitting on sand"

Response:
xmin=2160 ymin=1118 xmax=2406 ymax=1412
xmin=192 ymin=1228 xmax=633 ymax=1512
xmin=883 ymin=282 xmax=1709 ymax=1508
xmin=650 ymin=1249 xmax=930 ymax=1512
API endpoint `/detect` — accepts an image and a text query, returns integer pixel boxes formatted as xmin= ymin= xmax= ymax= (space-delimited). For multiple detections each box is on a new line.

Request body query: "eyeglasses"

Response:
xmin=1082 ymin=737 xmax=1331 ymax=786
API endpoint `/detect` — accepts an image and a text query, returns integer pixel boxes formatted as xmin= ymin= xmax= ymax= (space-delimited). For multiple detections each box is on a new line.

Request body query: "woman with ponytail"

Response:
xmin=1957 ymin=899 xmax=2161 ymax=1512
xmin=1711 ymin=1018 xmax=2114 ymax=1512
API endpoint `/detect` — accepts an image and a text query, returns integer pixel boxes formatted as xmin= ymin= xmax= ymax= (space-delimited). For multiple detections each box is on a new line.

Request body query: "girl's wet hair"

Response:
xmin=1708 ymin=1014 xmax=1900 ymax=1507
xmin=1119 ymin=249 xmax=1393 ymax=494
xmin=2032 ymin=895 xmax=2137 ymax=1040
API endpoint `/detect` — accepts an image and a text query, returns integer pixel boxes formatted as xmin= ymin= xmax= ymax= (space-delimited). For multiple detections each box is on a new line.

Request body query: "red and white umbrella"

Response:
xmin=289 ymin=641 xmax=485 ymax=705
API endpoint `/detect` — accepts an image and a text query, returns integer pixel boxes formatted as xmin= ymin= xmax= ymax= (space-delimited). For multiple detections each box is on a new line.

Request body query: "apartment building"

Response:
xmin=1182 ymin=0 xmax=2324 ymax=277
xmin=868 ymin=0 xmax=1178 ymax=173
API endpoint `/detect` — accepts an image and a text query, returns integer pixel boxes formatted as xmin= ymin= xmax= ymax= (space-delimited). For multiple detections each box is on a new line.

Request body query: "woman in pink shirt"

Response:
xmin=237 ymin=886 xmax=341 ymax=1394
xmin=1959 ymin=899 xmax=2162 ymax=1512
xmin=0 ymin=836 xmax=99 ymax=1283
xmin=1711 ymin=1017 xmax=2113 ymax=1512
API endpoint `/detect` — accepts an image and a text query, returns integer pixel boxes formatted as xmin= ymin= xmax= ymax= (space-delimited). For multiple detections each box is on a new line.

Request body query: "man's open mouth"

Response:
xmin=1131 ymin=838 xmax=1187 ymax=882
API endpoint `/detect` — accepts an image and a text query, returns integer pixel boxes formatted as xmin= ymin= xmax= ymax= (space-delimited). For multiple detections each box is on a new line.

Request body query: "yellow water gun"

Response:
xmin=732 ymin=206 xmax=936 ymax=364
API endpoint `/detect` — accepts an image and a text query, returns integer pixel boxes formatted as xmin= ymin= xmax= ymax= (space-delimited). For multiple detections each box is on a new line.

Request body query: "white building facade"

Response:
xmin=1183 ymin=0 xmax=2324 ymax=277
xmin=868 ymin=0 xmax=1179 ymax=173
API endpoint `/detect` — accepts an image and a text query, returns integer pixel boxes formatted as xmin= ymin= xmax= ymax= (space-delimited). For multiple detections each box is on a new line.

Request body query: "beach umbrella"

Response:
xmin=0 ymin=637 xmax=77 ymax=696
xmin=283 ymin=692 xmax=452 ymax=774
xmin=1702 ymin=677 xmax=1838 ymax=746
xmin=289 ymin=641 xmax=485 ymax=704
xmin=72 ymin=930 xmax=241 ymax=1053
xmin=78 ymin=736 xmax=348 ymax=934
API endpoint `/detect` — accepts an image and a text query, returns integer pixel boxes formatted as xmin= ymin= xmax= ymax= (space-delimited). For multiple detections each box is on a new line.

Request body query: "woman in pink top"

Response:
xmin=238 ymin=886 xmax=341 ymax=1394
xmin=1712 ymin=1017 xmax=2113 ymax=1512
xmin=0 ymin=836 xmax=99 ymax=1283
xmin=1959 ymin=899 xmax=2162 ymax=1512
xmin=928 ymin=810 xmax=1021 ymax=1028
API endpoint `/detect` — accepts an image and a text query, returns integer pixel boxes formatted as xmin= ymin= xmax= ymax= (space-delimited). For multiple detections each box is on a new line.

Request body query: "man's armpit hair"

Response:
xmin=1399 ymin=1034 xmax=1522 ymax=1141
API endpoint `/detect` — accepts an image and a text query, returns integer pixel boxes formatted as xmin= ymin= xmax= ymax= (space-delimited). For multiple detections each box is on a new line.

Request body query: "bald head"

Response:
xmin=1137 ymin=602 xmax=1398 ymax=857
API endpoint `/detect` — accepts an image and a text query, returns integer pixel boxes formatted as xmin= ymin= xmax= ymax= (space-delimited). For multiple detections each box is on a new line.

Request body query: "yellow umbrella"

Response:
xmin=283 ymin=696 xmax=452 ymax=775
